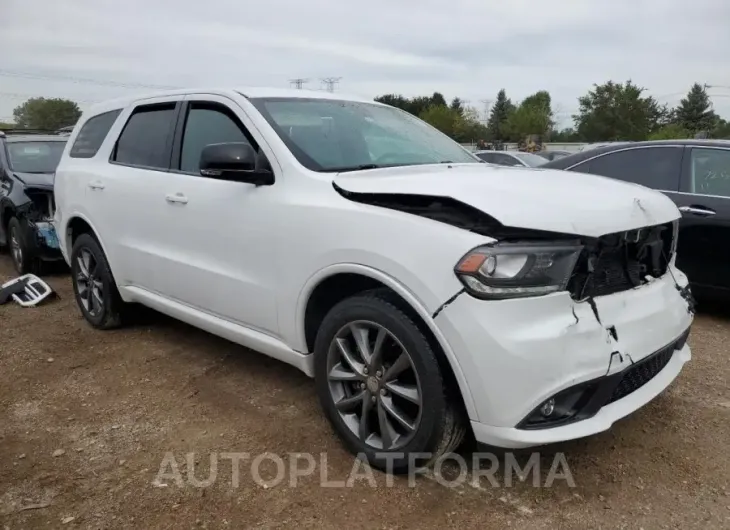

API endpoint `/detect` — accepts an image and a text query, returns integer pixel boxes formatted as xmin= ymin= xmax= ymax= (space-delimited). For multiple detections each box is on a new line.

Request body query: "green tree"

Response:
xmin=550 ymin=127 xmax=580 ymax=142
xmin=419 ymin=105 xmax=460 ymax=138
xmin=430 ymin=92 xmax=447 ymax=108
xmin=0 ymin=121 xmax=15 ymax=129
xmin=713 ymin=118 xmax=730 ymax=139
xmin=502 ymin=90 xmax=554 ymax=141
xmin=675 ymin=83 xmax=717 ymax=134
xmin=486 ymin=89 xmax=515 ymax=142
xmin=573 ymin=80 xmax=663 ymax=141
xmin=375 ymin=92 xmax=449 ymax=117
xmin=648 ymin=123 xmax=691 ymax=140
xmin=374 ymin=94 xmax=411 ymax=112
xmin=450 ymin=97 xmax=464 ymax=115
xmin=453 ymin=106 xmax=489 ymax=143
xmin=13 ymin=97 xmax=81 ymax=130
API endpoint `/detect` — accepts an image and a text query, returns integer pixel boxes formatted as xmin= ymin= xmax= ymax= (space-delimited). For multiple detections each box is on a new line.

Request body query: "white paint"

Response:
xmin=54 ymin=87 xmax=693 ymax=450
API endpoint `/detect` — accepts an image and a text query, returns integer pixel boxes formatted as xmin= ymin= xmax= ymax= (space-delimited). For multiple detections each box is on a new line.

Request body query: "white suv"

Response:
xmin=54 ymin=88 xmax=694 ymax=472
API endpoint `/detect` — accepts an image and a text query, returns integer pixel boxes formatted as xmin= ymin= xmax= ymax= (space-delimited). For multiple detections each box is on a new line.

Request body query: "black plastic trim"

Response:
xmin=517 ymin=326 xmax=691 ymax=430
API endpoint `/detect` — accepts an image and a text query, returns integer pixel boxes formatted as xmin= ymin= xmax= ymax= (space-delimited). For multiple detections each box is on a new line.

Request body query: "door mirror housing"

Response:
xmin=199 ymin=142 xmax=274 ymax=186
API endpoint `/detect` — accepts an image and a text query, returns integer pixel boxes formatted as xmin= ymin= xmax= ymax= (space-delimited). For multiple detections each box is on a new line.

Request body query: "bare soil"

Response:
xmin=1 ymin=256 xmax=729 ymax=529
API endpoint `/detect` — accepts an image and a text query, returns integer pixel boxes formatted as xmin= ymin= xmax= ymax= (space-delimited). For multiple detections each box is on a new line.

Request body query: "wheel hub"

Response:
xmin=326 ymin=320 xmax=423 ymax=451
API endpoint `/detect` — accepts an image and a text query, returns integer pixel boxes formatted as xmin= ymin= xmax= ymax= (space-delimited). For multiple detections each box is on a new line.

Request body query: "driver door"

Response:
xmin=153 ymin=94 xmax=282 ymax=335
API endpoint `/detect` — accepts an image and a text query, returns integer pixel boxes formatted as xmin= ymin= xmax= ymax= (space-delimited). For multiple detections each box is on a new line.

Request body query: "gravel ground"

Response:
xmin=1 ymin=255 xmax=729 ymax=529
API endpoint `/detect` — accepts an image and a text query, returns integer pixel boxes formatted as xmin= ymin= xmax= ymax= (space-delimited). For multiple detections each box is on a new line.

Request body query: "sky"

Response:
xmin=2 ymin=0 xmax=730 ymax=128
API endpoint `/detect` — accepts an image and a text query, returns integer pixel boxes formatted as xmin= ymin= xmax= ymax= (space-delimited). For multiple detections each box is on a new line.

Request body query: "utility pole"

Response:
xmin=479 ymin=99 xmax=492 ymax=124
xmin=289 ymin=78 xmax=309 ymax=89
xmin=320 ymin=77 xmax=342 ymax=92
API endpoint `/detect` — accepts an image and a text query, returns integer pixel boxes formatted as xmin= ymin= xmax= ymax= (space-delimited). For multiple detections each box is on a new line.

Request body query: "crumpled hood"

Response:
xmin=13 ymin=171 xmax=55 ymax=190
xmin=333 ymin=164 xmax=680 ymax=238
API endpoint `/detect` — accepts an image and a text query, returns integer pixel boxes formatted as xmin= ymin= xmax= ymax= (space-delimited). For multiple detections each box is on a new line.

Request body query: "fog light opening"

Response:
xmin=540 ymin=398 xmax=555 ymax=417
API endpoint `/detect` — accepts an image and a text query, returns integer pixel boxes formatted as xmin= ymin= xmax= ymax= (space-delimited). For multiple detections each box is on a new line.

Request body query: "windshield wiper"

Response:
xmin=321 ymin=164 xmax=382 ymax=173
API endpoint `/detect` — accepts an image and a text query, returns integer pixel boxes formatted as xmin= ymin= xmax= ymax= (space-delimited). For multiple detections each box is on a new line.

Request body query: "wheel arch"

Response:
xmin=63 ymin=213 xmax=112 ymax=263
xmin=297 ymin=264 xmax=477 ymax=420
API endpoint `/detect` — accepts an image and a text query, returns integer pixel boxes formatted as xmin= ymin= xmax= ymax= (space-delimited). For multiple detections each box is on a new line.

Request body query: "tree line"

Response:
xmin=4 ymin=82 xmax=729 ymax=144
xmin=376 ymin=81 xmax=730 ymax=144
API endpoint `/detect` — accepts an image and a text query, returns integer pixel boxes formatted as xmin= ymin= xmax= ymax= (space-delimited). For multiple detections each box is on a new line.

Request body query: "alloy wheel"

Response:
xmin=326 ymin=321 xmax=422 ymax=450
xmin=75 ymin=248 xmax=104 ymax=317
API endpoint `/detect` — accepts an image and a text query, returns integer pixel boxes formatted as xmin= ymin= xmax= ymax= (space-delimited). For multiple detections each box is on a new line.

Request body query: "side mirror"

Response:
xmin=199 ymin=142 xmax=274 ymax=186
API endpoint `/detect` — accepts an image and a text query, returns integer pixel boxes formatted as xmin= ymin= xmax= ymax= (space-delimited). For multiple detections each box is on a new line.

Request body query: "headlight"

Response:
xmin=454 ymin=241 xmax=583 ymax=299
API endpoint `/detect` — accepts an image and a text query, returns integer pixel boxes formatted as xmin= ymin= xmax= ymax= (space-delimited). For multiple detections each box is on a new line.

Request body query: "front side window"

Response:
xmin=690 ymin=148 xmax=730 ymax=197
xmin=112 ymin=103 xmax=177 ymax=169
xmin=179 ymin=104 xmax=251 ymax=173
xmin=584 ymin=147 xmax=683 ymax=190
xmin=249 ymin=97 xmax=479 ymax=172
xmin=6 ymin=141 xmax=67 ymax=173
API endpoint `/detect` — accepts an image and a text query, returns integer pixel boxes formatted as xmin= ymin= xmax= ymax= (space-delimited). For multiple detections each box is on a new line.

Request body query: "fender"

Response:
xmin=296 ymin=263 xmax=478 ymax=420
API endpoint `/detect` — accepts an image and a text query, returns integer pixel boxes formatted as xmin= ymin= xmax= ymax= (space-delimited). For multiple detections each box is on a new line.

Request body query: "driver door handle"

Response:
xmin=88 ymin=180 xmax=105 ymax=190
xmin=679 ymin=205 xmax=716 ymax=216
xmin=165 ymin=193 xmax=188 ymax=205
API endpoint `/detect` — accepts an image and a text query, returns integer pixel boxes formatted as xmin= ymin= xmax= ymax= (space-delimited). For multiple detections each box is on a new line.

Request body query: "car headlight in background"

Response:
xmin=454 ymin=241 xmax=583 ymax=299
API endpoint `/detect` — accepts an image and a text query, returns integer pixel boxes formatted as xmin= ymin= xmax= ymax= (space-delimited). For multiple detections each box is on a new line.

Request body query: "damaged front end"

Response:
xmin=335 ymin=185 xmax=695 ymax=439
xmin=334 ymin=184 xmax=692 ymax=309
xmin=15 ymin=187 xmax=62 ymax=260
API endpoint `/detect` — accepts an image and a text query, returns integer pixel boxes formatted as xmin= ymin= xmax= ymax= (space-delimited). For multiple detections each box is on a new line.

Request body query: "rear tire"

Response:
xmin=70 ymin=233 xmax=125 ymax=329
xmin=314 ymin=288 xmax=466 ymax=474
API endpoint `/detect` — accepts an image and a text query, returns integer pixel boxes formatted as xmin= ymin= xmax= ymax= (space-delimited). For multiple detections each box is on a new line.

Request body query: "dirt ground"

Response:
xmin=1 ymin=256 xmax=729 ymax=530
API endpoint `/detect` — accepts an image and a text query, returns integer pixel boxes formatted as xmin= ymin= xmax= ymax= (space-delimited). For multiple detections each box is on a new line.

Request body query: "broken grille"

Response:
xmin=568 ymin=221 xmax=676 ymax=299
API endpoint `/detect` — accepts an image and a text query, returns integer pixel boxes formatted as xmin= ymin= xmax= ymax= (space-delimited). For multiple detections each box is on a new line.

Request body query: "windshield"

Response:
xmin=249 ymin=97 xmax=480 ymax=172
xmin=6 ymin=141 xmax=66 ymax=173
xmin=511 ymin=152 xmax=548 ymax=167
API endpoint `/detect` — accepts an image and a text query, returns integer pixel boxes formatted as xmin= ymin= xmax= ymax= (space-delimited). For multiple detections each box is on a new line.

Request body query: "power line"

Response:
xmin=0 ymin=90 xmax=98 ymax=103
xmin=320 ymin=77 xmax=342 ymax=92
xmin=289 ymin=78 xmax=310 ymax=89
xmin=0 ymin=69 xmax=178 ymax=90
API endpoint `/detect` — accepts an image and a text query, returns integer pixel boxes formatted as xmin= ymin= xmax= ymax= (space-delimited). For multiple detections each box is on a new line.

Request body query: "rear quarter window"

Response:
xmin=69 ymin=109 xmax=122 ymax=158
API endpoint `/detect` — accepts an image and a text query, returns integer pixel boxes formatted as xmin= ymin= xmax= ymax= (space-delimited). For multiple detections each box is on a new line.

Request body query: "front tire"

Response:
xmin=8 ymin=217 xmax=38 ymax=275
xmin=314 ymin=288 xmax=466 ymax=473
xmin=70 ymin=233 xmax=125 ymax=329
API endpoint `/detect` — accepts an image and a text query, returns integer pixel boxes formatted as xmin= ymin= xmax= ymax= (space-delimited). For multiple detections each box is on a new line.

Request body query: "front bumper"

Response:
xmin=22 ymin=219 xmax=63 ymax=262
xmin=434 ymin=264 xmax=694 ymax=448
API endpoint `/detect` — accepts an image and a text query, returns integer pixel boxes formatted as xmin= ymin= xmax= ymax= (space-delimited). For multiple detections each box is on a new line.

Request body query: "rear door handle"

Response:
xmin=678 ymin=205 xmax=716 ymax=216
xmin=88 ymin=181 xmax=105 ymax=190
xmin=165 ymin=193 xmax=188 ymax=205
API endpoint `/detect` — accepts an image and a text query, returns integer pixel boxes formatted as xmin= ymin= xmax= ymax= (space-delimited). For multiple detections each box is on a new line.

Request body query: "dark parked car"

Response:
xmin=0 ymin=132 xmax=67 ymax=274
xmin=474 ymin=150 xmax=547 ymax=167
xmin=541 ymin=140 xmax=730 ymax=299
xmin=536 ymin=150 xmax=571 ymax=161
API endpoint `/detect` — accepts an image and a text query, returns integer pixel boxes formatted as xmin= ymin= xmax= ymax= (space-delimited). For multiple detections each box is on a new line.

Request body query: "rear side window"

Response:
xmin=112 ymin=103 xmax=177 ymax=169
xmin=494 ymin=153 xmax=521 ymax=166
xmin=69 ymin=109 xmax=122 ymax=158
xmin=582 ymin=147 xmax=683 ymax=190
xmin=476 ymin=153 xmax=496 ymax=163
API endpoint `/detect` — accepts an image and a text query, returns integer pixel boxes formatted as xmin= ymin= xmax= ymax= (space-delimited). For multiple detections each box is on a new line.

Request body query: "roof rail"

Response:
xmin=0 ymin=128 xmax=65 ymax=136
